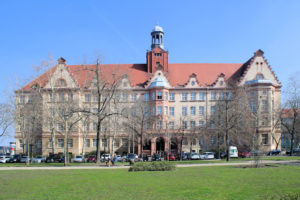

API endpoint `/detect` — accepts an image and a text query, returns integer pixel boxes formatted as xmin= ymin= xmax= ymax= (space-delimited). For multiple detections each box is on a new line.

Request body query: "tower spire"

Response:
xmin=151 ymin=24 xmax=164 ymax=50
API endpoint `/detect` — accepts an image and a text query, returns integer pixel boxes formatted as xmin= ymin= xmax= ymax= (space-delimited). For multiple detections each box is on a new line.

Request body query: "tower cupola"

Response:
xmin=151 ymin=25 xmax=164 ymax=50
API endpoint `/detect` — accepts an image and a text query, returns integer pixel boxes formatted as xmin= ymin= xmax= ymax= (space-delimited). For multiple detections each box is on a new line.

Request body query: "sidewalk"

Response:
xmin=0 ymin=160 xmax=298 ymax=170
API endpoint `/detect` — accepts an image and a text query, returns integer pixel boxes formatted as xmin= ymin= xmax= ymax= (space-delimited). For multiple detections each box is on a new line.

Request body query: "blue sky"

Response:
xmin=0 ymin=0 xmax=300 ymax=144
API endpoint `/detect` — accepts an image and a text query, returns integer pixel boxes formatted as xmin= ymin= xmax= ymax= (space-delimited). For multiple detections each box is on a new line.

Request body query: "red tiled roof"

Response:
xmin=21 ymin=62 xmax=246 ymax=90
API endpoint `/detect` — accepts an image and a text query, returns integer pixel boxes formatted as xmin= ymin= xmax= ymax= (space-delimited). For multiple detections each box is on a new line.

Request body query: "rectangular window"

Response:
xmin=157 ymin=106 xmax=162 ymax=115
xmin=27 ymin=96 xmax=32 ymax=103
xmin=49 ymin=139 xmax=53 ymax=148
xmin=19 ymin=139 xmax=23 ymax=148
xmin=182 ymin=93 xmax=188 ymax=101
xmin=157 ymin=121 xmax=162 ymax=129
xmin=169 ymin=93 xmax=175 ymax=101
xmin=20 ymin=95 xmax=25 ymax=104
xmin=250 ymin=101 xmax=256 ymax=112
xmin=58 ymin=139 xmax=64 ymax=148
xmin=182 ymin=121 xmax=187 ymax=129
xmin=169 ymin=121 xmax=174 ymax=129
xmin=219 ymin=92 xmax=224 ymax=100
xmin=190 ymin=106 xmax=196 ymax=116
xmin=102 ymin=139 xmax=107 ymax=147
xmin=144 ymin=106 xmax=150 ymax=116
xmin=182 ymin=137 xmax=187 ymax=145
xmin=211 ymin=106 xmax=216 ymax=115
xmin=164 ymin=92 xmax=168 ymax=100
xmin=262 ymin=100 xmax=268 ymax=112
xmin=190 ymin=121 xmax=196 ymax=129
xmin=114 ymin=139 xmax=120 ymax=147
xmin=36 ymin=140 xmax=42 ymax=149
xmin=199 ymin=120 xmax=204 ymax=127
xmin=157 ymin=91 xmax=163 ymax=100
xmin=58 ymin=123 xmax=64 ymax=131
xmin=93 ymin=122 xmax=97 ymax=131
xmin=93 ymin=95 xmax=99 ymax=102
xmin=84 ymin=123 xmax=89 ymax=132
xmin=131 ymin=93 xmax=137 ymax=101
xmin=182 ymin=107 xmax=187 ymax=116
xmin=211 ymin=136 xmax=216 ymax=145
xmin=144 ymin=93 xmax=149 ymax=101
xmin=211 ymin=92 xmax=216 ymax=100
xmin=262 ymin=134 xmax=268 ymax=145
xmin=122 ymin=93 xmax=128 ymax=101
xmin=262 ymin=90 xmax=267 ymax=96
xmin=68 ymin=139 xmax=73 ymax=148
xmin=152 ymin=92 xmax=155 ymax=100
xmin=227 ymin=92 xmax=232 ymax=100
xmin=68 ymin=93 xmax=73 ymax=101
xmin=199 ymin=106 xmax=204 ymax=115
xmin=169 ymin=107 xmax=175 ymax=116
xmin=164 ymin=106 xmax=168 ymax=115
xmin=85 ymin=94 xmax=91 ymax=102
xmin=93 ymin=139 xmax=97 ymax=147
xmin=199 ymin=92 xmax=205 ymax=101
xmin=85 ymin=139 xmax=90 ymax=147
xmin=58 ymin=93 xmax=64 ymax=101
xmin=190 ymin=92 xmax=196 ymax=101
xmin=210 ymin=121 xmax=215 ymax=129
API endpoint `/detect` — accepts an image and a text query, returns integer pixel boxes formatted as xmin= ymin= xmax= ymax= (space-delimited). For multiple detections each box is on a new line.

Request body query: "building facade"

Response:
xmin=15 ymin=25 xmax=282 ymax=156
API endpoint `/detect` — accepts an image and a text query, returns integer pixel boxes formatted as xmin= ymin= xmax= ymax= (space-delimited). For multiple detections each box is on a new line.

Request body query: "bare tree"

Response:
xmin=0 ymin=103 xmax=13 ymax=138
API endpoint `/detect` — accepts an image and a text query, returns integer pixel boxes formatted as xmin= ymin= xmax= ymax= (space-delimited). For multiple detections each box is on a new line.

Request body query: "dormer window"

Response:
xmin=156 ymin=62 xmax=160 ymax=65
xmin=154 ymin=53 xmax=162 ymax=56
xmin=191 ymin=81 xmax=195 ymax=86
xmin=56 ymin=79 xmax=67 ymax=87
xmin=256 ymin=74 xmax=264 ymax=80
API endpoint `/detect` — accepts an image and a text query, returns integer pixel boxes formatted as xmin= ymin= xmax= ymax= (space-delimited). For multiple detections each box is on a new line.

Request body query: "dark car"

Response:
xmin=153 ymin=153 xmax=161 ymax=161
xmin=8 ymin=154 xmax=22 ymax=163
xmin=87 ymin=155 xmax=96 ymax=163
xmin=267 ymin=149 xmax=281 ymax=156
xmin=286 ymin=148 xmax=300 ymax=156
xmin=238 ymin=150 xmax=251 ymax=158
xmin=46 ymin=154 xmax=64 ymax=163
xmin=169 ymin=154 xmax=176 ymax=161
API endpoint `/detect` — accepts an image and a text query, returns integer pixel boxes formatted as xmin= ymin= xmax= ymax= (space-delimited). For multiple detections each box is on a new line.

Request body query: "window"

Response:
xmin=164 ymin=106 xmax=168 ymax=115
xmin=102 ymin=139 xmax=107 ymax=147
xmin=84 ymin=123 xmax=89 ymax=132
xmin=262 ymin=134 xmax=268 ymax=145
xmin=20 ymin=95 xmax=25 ymax=104
xmin=27 ymin=96 xmax=32 ymax=103
xmin=157 ymin=121 xmax=162 ymax=129
xmin=210 ymin=106 xmax=216 ymax=115
xmin=122 ymin=139 xmax=128 ymax=146
xmin=250 ymin=91 xmax=255 ymax=97
xmin=182 ymin=121 xmax=187 ymax=129
xmin=157 ymin=106 xmax=162 ymax=115
xmin=190 ymin=106 xmax=196 ymax=116
xmin=93 ymin=95 xmax=99 ymax=102
xmin=191 ymin=92 xmax=196 ymax=101
xmin=85 ymin=139 xmax=90 ymax=147
xmin=144 ymin=106 xmax=150 ymax=116
xmin=93 ymin=108 xmax=98 ymax=113
xmin=58 ymin=123 xmax=64 ymax=131
xmin=210 ymin=121 xmax=215 ymax=129
xmin=262 ymin=100 xmax=268 ymax=112
xmin=93 ymin=122 xmax=97 ymax=131
xmin=58 ymin=93 xmax=64 ymax=101
xmin=152 ymin=107 xmax=155 ymax=116
xmin=182 ymin=137 xmax=187 ymax=145
xmin=131 ymin=93 xmax=137 ymax=101
xmin=122 ymin=93 xmax=128 ymax=101
xmin=169 ymin=121 xmax=174 ymax=129
xmin=50 ymin=108 xmax=55 ymax=117
xmin=250 ymin=101 xmax=256 ymax=112
xmin=211 ymin=92 xmax=216 ymax=100
xmin=114 ymin=139 xmax=120 ymax=147
xmin=227 ymin=92 xmax=232 ymax=100
xmin=85 ymin=94 xmax=91 ymax=102
xmin=182 ymin=93 xmax=188 ymax=101
xmin=56 ymin=79 xmax=67 ymax=87
xmin=93 ymin=139 xmax=97 ymax=147
xmin=256 ymin=74 xmax=264 ymax=80
xmin=156 ymin=61 xmax=160 ymax=65
xmin=192 ymin=138 xmax=196 ymax=145
xmin=151 ymin=92 xmax=155 ymax=100
xmin=169 ymin=107 xmax=175 ymax=116
xmin=182 ymin=107 xmax=187 ymax=116
xmin=190 ymin=121 xmax=196 ymax=129
xmin=199 ymin=92 xmax=205 ymax=100
xmin=157 ymin=91 xmax=163 ymax=100
xmin=131 ymin=108 xmax=136 ymax=116
xmin=19 ymin=139 xmax=23 ymax=148
xmin=169 ymin=93 xmax=175 ymax=101
xmin=199 ymin=120 xmax=204 ymax=127
xmin=164 ymin=92 xmax=168 ymax=100
xmin=144 ymin=93 xmax=149 ymax=101
xmin=199 ymin=106 xmax=204 ymax=115
xmin=211 ymin=136 xmax=216 ymax=145
xmin=262 ymin=90 xmax=267 ymax=96
xmin=58 ymin=139 xmax=64 ymax=148
xmin=67 ymin=139 xmax=73 ymax=148
xmin=219 ymin=92 xmax=224 ymax=100
xmin=49 ymin=139 xmax=53 ymax=148
xmin=68 ymin=93 xmax=73 ymax=101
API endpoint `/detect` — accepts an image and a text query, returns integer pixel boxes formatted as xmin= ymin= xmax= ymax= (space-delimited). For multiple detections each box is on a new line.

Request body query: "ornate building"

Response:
xmin=15 ymin=25 xmax=281 ymax=156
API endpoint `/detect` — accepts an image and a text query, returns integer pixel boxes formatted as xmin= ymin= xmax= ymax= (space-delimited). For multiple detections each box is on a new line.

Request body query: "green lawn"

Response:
xmin=0 ymin=165 xmax=299 ymax=200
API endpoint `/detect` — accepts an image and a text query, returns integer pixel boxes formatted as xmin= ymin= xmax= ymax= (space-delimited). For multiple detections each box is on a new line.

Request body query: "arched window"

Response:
xmin=56 ymin=79 xmax=67 ymax=87
xmin=255 ymin=74 xmax=264 ymax=80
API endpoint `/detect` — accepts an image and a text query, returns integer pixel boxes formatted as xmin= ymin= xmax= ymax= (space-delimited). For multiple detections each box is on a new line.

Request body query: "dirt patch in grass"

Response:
xmin=235 ymin=164 xmax=278 ymax=169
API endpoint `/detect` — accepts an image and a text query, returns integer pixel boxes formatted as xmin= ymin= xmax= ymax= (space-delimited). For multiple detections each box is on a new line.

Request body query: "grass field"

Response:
xmin=0 ymin=165 xmax=299 ymax=200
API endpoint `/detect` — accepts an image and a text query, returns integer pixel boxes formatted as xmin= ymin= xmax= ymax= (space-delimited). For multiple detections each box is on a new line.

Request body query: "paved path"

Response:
xmin=0 ymin=160 xmax=298 ymax=170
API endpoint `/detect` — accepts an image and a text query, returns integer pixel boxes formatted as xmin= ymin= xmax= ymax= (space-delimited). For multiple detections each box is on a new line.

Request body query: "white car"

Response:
xmin=73 ymin=155 xmax=85 ymax=163
xmin=20 ymin=156 xmax=31 ymax=163
xmin=0 ymin=156 xmax=10 ymax=163
xmin=101 ymin=154 xmax=111 ymax=161
xmin=200 ymin=152 xmax=215 ymax=160
xmin=32 ymin=156 xmax=46 ymax=163
xmin=190 ymin=153 xmax=200 ymax=160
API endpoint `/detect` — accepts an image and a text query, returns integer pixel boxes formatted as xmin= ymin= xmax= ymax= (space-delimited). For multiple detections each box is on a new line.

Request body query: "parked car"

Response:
xmin=250 ymin=150 xmax=263 ymax=157
xmin=121 ymin=155 xmax=128 ymax=162
xmin=200 ymin=152 xmax=215 ymax=160
xmin=238 ymin=150 xmax=251 ymax=158
xmin=8 ymin=154 xmax=22 ymax=163
xmin=229 ymin=146 xmax=238 ymax=158
xmin=32 ymin=156 xmax=46 ymax=163
xmin=190 ymin=152 xmax=200 ymax=160
xmin=100 ymin=154 xmax=111 ymax=162
xmin=267 ymin=149 xmax=281 ymax=156
xmin=286 ymin=148 xmax=300 ymax=156
xmin=46 ymin=154 xmax=64 ymax=163
xmin=127 ymin=153 xmax=137 ymax=163
xmin=87 ymin=155 xmax=96 ymax=163
xmin=169 ymin=154 xmax=176 ymax=161
xmin=153 ymin=153 xmax=161 ymax=161
xmin=0 ymin=155 xmax=10 ymax=163
xmin=20 ymin=156 xmax=31 ymax=163
xmin=73 ymin=155 xmax=85 ymax=163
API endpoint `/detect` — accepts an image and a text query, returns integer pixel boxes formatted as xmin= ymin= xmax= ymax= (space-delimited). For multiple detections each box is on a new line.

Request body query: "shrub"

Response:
xmin=128 ymin=161 xmax=176 ymax=172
